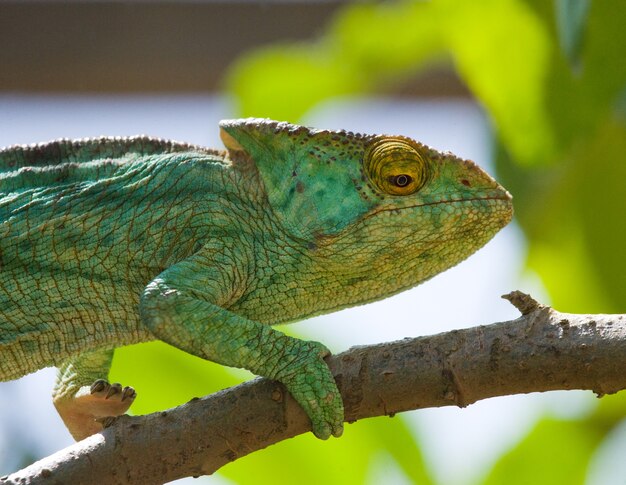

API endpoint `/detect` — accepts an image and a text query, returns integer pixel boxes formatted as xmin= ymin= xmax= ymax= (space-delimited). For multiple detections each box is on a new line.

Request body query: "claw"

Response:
xmin=90 ymin=379 xmax=107 ymax=394
xmin=88 ymin=379 xmax=136 ymax=406
xmin=121 ymin=386 xmax=136 ymax=402
xmin=105 ymin=382 xmax=122 ymax=399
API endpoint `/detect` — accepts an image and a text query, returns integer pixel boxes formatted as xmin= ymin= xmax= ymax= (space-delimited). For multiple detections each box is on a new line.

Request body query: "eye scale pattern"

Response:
xmin=0 ymin=118 xmax=513 ymax=440
xmin=363 ymin=137 xmax=430 ymax=196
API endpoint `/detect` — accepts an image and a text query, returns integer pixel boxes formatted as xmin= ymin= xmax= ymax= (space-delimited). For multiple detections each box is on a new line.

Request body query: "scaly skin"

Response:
xmin=0 ymin=118 xmax=513 ymax=440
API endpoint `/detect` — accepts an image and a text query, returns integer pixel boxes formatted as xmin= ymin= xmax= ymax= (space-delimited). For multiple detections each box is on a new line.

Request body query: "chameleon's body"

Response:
xmin=0 ymin=119 xmax=512 ymax=440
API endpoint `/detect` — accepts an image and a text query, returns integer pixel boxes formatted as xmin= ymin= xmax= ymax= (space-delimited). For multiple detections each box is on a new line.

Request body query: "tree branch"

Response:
xmin=4 ymin=292 xmax=626 ymax=485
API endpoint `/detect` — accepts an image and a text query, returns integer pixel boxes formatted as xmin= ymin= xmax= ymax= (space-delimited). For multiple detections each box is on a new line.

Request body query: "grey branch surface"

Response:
xmin=4 ymin=292 xmax=626 ymax=485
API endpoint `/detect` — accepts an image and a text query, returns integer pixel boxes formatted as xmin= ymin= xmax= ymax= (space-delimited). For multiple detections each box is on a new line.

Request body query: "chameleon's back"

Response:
xmin=0 ymin=137 xmax=228 ymax=378
xmin=0 ymin=137 xmax=211 ymax=193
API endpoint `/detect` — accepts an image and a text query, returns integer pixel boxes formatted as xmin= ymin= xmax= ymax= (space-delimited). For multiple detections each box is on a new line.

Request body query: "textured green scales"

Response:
xmin=0 ymin=119 xmax=513 ymax=440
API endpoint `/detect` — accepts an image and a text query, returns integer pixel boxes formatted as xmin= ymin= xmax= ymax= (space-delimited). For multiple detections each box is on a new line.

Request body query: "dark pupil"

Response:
xmin=393 ymin=174 xmax=412 ymax=187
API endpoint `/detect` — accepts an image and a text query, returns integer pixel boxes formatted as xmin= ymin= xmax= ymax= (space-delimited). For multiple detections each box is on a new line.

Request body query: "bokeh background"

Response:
xmin=1 ymin=1 xmax=625 ymax=484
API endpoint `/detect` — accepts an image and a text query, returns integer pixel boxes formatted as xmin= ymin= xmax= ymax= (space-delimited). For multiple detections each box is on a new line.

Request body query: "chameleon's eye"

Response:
xmin=364 ymin=138 xmax=428 ymax=196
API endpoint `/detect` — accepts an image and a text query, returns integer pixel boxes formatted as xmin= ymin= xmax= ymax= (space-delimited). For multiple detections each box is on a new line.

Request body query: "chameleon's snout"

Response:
xmin=452 ymin=155 xmax=514 ymax=224
xmin=496 ymin=187 xmax=515 ymax=227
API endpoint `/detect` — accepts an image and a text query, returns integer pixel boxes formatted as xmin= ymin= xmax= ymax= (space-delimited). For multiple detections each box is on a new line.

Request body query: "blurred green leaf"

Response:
xmin=593 ymin=392 xmax=626 ymax=429
xmin=220 ymin=416 xmax=433 ymax=485
xmin=110 ymin=341 xmax=245 ymax=414
xmin=481 ymin=417 xmax=605 ymax=485
xmin=329 ymin=2 xmax=444 ymax=81
xmin=480 ymin=392 xmax=626 ymax=484
xmin=496 ymin=0 xmax=626 ymax=312
xmin=437 ymin=0 xmax=555 ymax=165
xmin=227 ymin=1 xmax=445 ymax=121
xmin=365 ymin=415 xmax=434 ymax=484
xmin=226 ymin=43 xmax=364 ymax=123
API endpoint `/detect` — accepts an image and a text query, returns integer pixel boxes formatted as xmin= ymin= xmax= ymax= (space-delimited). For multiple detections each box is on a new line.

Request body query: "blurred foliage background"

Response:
xmin=2 ymin=0 xmax=625 ymax=483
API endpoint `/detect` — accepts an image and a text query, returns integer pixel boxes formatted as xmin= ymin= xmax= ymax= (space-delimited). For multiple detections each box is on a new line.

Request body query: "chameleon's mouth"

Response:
xmin=313 ymin=192 xmax=513 ymax=248
xmin=363 ymin=192 xmax=514 ymax=222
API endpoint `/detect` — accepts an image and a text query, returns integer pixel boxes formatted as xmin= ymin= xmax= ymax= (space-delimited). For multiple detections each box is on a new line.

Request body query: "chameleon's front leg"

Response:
xmin=139 ymin=259 xmax=344 ymax=439
xmin=53 ymin=349 xmax=136 ymax=440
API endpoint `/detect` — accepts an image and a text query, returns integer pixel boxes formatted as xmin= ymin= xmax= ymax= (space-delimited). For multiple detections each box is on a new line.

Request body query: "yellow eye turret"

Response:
xmin=364 ymin=138 xmax=429 ymax=196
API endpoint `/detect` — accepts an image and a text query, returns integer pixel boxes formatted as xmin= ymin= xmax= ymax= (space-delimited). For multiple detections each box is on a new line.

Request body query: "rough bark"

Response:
xmin=3 ymin=292 xmax=626 ymax=485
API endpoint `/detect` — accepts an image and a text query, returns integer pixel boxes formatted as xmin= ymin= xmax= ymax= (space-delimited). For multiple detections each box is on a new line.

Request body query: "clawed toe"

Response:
xmin=90 ymin=379 xmax=136 ymax=403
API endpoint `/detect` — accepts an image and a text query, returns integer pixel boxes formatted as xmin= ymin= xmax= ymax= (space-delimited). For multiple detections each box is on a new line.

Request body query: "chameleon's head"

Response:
xmin=220 ymin=118 xmax=513 ymax=301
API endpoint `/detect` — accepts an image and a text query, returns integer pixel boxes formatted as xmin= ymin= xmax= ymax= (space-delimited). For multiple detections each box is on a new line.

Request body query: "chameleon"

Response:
xmin=0 ymin=118 xmax=513 ymax=441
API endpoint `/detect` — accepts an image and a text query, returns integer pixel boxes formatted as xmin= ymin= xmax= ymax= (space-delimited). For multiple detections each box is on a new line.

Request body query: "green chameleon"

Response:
xmin=0 ymin=118 xmax=512 ymax=441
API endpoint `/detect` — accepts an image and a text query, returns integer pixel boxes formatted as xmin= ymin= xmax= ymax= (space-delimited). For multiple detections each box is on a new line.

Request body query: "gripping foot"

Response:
xmin=54 ymin=379 xmax=136 ymax=440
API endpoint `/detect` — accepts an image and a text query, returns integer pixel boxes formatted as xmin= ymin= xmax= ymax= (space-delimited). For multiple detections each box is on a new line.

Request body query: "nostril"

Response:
xmin=461 ymin=179 xmax=471 ymax=187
